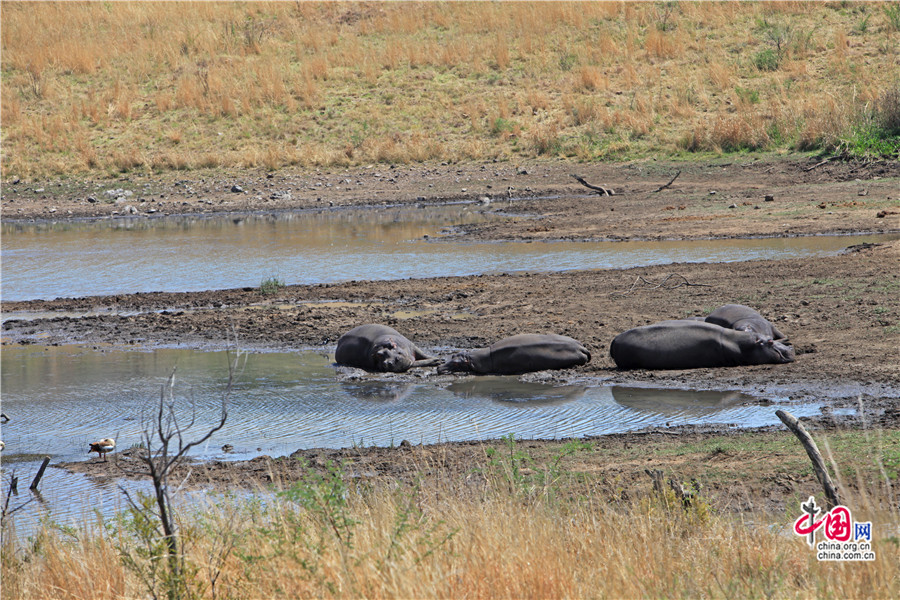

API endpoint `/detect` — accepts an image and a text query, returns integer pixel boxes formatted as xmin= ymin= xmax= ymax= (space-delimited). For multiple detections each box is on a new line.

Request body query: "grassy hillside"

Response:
xmin=1 ymin=1 xmax=898 ymax=179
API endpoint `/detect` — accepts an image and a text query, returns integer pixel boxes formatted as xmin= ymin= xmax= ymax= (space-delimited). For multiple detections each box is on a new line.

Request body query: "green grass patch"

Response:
xmin=258 ymin=276 xmax=285 ymax=296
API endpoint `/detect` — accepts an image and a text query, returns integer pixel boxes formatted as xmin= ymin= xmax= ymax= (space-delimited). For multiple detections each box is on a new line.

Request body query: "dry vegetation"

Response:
xmin=3 ymin=455 xmax=898 ymax=599
xmin=2 ymin=1 xmax=898 ymax=178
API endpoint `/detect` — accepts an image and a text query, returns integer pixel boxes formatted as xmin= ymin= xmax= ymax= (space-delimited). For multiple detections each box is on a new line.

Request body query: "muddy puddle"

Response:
xmin=2 ymin=343 xmax=845 ymax=535
xmin=3 ymin=205 xmax=898 ymax=301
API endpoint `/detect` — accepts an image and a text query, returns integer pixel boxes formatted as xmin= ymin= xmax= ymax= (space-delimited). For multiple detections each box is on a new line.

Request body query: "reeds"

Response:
xmin=1 ymin=1 xmax=897 ymax=178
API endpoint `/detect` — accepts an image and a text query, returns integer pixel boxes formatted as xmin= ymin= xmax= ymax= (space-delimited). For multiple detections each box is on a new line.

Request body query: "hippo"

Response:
xmin=334 ymin=324 xmax=441 ymax=373
xmin=609 ymin=320 xmax=795 ymax=370
xmin=438 ymin=334 xmax=591 ymax=375
xmin=704 ymin=304 xmax=786 ymax=340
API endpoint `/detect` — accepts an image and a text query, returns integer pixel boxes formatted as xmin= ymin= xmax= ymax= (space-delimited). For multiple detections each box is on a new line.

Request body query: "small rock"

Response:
xmin=231 ymin=185 xmax=244 ymax=193
xmin=87 ymin=196 xmax=97 ymax=203
xmin=858 ymin=189 xmax=868 ymax=196
xmin=709 ymin=190 xmax=717 ymax=195
xmin=764 ymin=195 xmax=774 ymax=202
xmin=728 ymin=203 xmax=738 ymax=209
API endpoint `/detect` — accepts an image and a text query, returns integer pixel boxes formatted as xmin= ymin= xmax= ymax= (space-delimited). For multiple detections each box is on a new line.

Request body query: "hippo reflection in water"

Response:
xmin=447 ymin=377 xmax=588 ymax=406
xmin=611 ymin=386 xmax=753 ymax=416
xmin=340 ymin=380 xmax=414 ymax=403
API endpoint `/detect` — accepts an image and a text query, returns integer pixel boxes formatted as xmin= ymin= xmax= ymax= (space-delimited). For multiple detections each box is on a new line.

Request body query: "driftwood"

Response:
xmin=803 ymin=157 xmax=832 ymax=172
xmin=615 ymin=273 xmax=713 ymax=296
xmin=652 ymin=170 xmax=681 ymax=193
xmin=776 ymin=409 xmax=842 ymax=509
xmin=569 ymin=174 xmax=614 ymax=196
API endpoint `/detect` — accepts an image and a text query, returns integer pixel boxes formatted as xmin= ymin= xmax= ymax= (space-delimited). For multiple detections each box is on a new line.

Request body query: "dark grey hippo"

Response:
xmin=705 ymin=304 xmax=786 ymax=340
xmin=335 ymin=324 xmax=441 ymax=373
xmin=438 ymin=334 xmax=591 ymax=375
xmin=609 ymin=320 xmax=795 ymax=370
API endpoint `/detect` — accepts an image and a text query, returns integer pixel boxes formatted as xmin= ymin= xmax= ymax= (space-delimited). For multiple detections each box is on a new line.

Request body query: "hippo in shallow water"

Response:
xmin=335 ymin=324 xmax=441 ymax=373
xmin=438 ymin=334 xmax=591 ymax=375
xmin=609 ymin=320 xmax=794 ymax=370
xmin=704 ymin=304 xmax=786 ymax=340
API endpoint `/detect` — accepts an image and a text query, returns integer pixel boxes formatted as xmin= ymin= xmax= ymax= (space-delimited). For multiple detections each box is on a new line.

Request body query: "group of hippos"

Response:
xmin=334 ymin=303 xmax=795 ymax=375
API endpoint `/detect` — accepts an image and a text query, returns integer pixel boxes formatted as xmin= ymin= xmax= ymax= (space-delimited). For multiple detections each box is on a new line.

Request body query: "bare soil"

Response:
xmin=4 ymin=156 xmax=899 ymax=512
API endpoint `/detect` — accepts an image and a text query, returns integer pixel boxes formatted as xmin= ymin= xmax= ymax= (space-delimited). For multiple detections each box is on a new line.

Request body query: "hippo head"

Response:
xmin=750 ymin=334 xmax=795 ymax=364
xmin=371 ymin=338 xmax=414 ymax=372
xmin=437 ymin=352 xmax=474 ymax=375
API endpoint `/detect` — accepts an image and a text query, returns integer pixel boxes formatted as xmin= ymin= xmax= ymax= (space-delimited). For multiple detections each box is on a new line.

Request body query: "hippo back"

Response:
xmin=705 ymin=304 xmax=786 ymax=340
xmin=486 ymin=333 xmax=591 ymax=375
xmin=610 ymin=320 xmax=793 ymax=370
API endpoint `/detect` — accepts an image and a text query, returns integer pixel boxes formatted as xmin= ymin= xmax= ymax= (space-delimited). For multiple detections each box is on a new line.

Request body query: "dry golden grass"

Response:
xmin=3 ymin=466 xmax=897 ymax=600
xmin=1 ymin=1 xmax=897 ymax=178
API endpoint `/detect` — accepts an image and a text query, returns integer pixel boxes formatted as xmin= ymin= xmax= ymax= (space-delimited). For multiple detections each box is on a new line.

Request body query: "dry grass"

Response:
xmin=3 ymin=460 xmax=897 ymax=600
xmin=1 ymin=1 xmax=897 ymax=179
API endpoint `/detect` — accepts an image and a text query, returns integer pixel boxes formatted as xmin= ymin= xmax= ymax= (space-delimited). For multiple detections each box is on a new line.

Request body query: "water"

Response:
xmin=1 ymin=344 xmax=831 ymax=533
xmin=3 ymin=206 xmax=896 ymax=301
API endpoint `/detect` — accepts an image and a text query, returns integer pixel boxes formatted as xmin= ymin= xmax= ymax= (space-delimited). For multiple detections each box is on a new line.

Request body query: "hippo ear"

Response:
xmin=388 ymin=337 xmax=398 ymax=349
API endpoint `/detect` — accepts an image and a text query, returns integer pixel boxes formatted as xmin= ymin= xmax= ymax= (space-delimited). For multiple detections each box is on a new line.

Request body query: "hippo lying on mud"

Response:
xmin=704 ymin=304 xmax=787 ymax=340
xmin=335 ymin=324 xmax=441 ymax=372
xmin=610 ymin=320 xmax=795 ymax=370
xmin=438 ymin=334 xmax=591 ymax=375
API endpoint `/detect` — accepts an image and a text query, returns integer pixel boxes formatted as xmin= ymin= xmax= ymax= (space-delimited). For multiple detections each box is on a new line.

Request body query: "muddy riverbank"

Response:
xmin=4 ymin=156 xmax=899 ymax=241
xmin=4 ymin=156 xmax=899 ymax=512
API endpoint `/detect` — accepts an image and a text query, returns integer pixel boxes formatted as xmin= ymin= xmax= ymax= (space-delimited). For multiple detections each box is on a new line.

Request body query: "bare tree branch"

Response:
xmin=652 ymin=170 xmax=681 ymax=193
xmin=569 ymin=174 xmax=614 ymax=196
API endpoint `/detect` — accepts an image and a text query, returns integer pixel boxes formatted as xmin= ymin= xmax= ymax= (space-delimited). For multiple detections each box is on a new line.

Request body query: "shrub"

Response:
xmin=753 ymin=48 xmax=780 ymax=71
xmin=259 ymin=276 xmax=285 ymax=295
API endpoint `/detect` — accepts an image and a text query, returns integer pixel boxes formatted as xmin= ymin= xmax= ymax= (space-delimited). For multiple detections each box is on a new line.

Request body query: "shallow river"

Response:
xmin=3 ymin=205 xmax=897 ymax=301
xmin=0 ymin=203 xmax=876 ymax=534
xmin=1 ymin=344 xmax=837 ymax=534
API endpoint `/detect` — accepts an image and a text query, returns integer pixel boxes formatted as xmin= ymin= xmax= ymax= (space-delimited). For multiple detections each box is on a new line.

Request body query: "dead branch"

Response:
xmin=121 ymin=328 xmax=245 ymax=591
xmin=569 ymin=174 xmax=614 ymax=196
xmin=652 ymin=170 xmax=681 ymax=193
xmin=803 ymin=157 xmax=832 ymax=172
xmin=775 ymin=409 xmax=842 ymax=509
xmin=615 ymin=273 xmax=713 ymax=296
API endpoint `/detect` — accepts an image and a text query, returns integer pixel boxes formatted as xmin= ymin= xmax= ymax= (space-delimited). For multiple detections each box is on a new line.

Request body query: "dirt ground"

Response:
xmin=3 ymin=156 xmax=899 ymax=512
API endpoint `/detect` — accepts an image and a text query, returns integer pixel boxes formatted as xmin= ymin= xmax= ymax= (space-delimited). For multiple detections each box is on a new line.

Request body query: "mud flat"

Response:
xmin=3 ymin=157 xmax=899 ymax=512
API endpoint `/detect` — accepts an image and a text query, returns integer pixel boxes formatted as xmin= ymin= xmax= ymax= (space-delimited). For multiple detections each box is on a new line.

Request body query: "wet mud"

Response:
xmin=4 ymin=156 xmax=899 ymax=511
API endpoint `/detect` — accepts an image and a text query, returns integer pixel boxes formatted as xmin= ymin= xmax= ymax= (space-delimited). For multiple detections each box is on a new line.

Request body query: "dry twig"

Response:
xmin=652 ymin=170 xmax=681 ymax=193
xmin=569 ymin=174 xmax=614 ymax=196
xmin=615 ymin=273 xmax=713 ymax=296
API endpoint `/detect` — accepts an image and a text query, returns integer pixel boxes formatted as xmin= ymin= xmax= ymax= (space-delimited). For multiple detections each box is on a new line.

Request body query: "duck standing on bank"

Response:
xmin=88 ymin=438 xmax=116 ymax=461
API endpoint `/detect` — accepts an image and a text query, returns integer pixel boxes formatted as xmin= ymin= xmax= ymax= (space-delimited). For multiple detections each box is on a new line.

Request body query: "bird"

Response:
xmin=88 ymin=438 xmax=116 ymax=461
